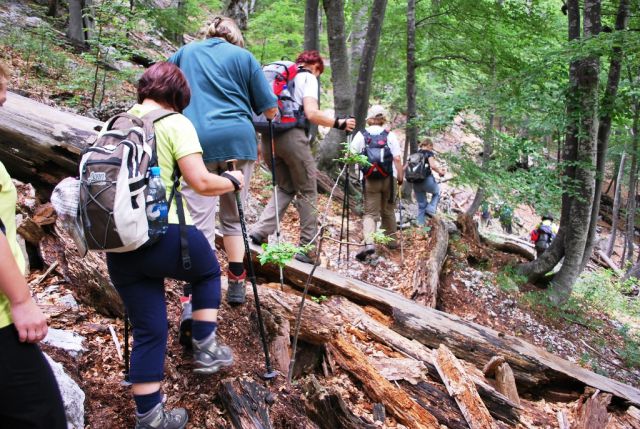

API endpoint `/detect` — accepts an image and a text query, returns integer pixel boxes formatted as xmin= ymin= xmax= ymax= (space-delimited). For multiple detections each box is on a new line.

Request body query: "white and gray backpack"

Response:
xmin=78 ymin=109 xmax=177 ymax=253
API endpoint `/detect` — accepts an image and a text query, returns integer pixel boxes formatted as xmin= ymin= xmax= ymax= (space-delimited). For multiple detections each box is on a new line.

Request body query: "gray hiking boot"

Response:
xmin=135 ymin=402 xmax=188 ymax=429
xmin=192 ymin=331 xmax=234 ymax=374
xmin=226 ymin=271 xmax=246 ymax=305
xmin=355 ymin=244 xmax=375 ymax=261
xmin=294 ymin=246 xmax=317 ymax=264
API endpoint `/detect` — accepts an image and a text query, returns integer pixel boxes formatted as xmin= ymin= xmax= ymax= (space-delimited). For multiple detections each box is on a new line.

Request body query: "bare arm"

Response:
xmin=0 ymin=232 xmax=47 ymax=343
xmin=429 ymin=156 xmax=445 ymax=176
xmin=264 ymin=106 xmax=278 ymax=120
xmin=302 ymin=97 xmax=355 ymax=131
xmin=393 ymin=156 xmax=404 ymax=184
xmin=178 ymin=153 xmax=244 ymax=196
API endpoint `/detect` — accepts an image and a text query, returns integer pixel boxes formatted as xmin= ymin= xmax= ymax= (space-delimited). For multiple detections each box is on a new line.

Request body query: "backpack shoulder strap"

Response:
xmin=104 ymin=112 xmax=144 ymax=132
xmin=140 ymin=108 xmax=178 ymax=144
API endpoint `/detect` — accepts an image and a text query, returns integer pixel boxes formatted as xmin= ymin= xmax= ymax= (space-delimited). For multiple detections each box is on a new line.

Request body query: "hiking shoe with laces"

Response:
xmin=178 ymin=300 xmax=192 ymax=349
xmin=294 ymin=247 xmax=317 ymax=264
xmin=135 ymin=402 xmax=188 ymax=429
xmin=192 ymin=331 xmax=234 ymax=374
xmin=226 ymin=271 xmax=247 ymax=305
xmin=355 ymin=244 xmax=375 ymax=261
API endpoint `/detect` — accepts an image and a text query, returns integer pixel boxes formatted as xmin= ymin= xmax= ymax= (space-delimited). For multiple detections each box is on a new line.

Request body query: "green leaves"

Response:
xmin=258 ymin=242 xmax=313 ymax=268
xmin=334 ymin=142 xmax=371 ymax=167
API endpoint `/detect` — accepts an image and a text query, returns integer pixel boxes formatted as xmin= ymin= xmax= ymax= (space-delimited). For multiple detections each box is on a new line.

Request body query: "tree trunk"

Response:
xmin=466 ymin=110 xmax=495 ymax=216
xmin=67 ymin=0 xmax=89 ymax=45
xmin=581 ymin=0 xmax=630 ymax=269
xmin=349 ymin=0 xmax=369 ymax=89
xmin=411 ymin=218 xmax=448 ymax=307
xmin=405 ymin=0 xmax=418 ymax=157
xmin=225 ymin=0 xmax=249 ymax=31
xmin=47 ymin=0 xmax=58 ymax=17
xmin=304 ymin=0 xmax=321 ymax=51
xmin=606 ymin=151 xmax=627 ymax=257
xmin=318 ymin=0 xmax=353 ymax=174
xmin=353 ymin=0 xmax=388 ymax=130
xmin=550 ymin=0 xmax=600 ymax=304
xmin=624 ymin=88 xmax=639 ymax=264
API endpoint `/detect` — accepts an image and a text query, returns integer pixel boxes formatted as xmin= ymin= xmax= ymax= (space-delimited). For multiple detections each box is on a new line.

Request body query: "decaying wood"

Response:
xmin=411 ymin=218 xmax=449 ymax=307
xmin=458 ymin=213 xmax=480 ymax=243
xmin=479 ymin=230 xmax=536 ymax=261
xmin=218 ymin=378 xmax=273 ymax=429
xmin=16 ymin=216 xmax=46 ymax=245
xmin=594 ymin=250 xmax=624 ymax=276
xmin=405 ymin=381 xmax=469 ymax=429
xmin=494 ymin=362 xmax=520 ymax=406
xmin=39 ymin=222 xmax=123 ymax=318
xmin=483 ymin=356 xmax=507 ymax=377
xmin=303 ymin=375 xmax=376 ymax=429
xmin=245 ymin=240 xmax=640 ymax=406
xmin=574 ymin=389 xmax=612 ymax=429
xmin=327 ymin=334 xmax=441 ymax=429
xmin=557 ymin=410 xmax=570 ymax=429
xmin=433 ymin=344 xmax=498 ymax=429
xmin=368 ymin=355 xmax=426 ymax=385
xmin=0 ymin=92 xmax=100 ymax=187
xmin=372 ymin=403 xmax=386 ymax=424
xmin=329 ymin=296 xmax=521 ymax=425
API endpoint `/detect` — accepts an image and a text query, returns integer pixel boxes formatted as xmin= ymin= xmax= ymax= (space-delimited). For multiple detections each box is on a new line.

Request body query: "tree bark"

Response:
xmin=67 ymin=0 xmax=89 ymax=45
xmin=606 ymin=151 xmax=626 ymax=257
xmin=225 ymin=0 xmax=249 ymax=31
xmin=411 ymin=218 xmax=448 ymax=307
xmin=218 ymin=378 xmax=274 ymax=429
xmin=304 ymin=0 xmax=321 ymax=51
xmin=581 ymin=0 xmax=630 ymax=269
xmin=405 ymin=0 xmax=418 ymax=157
xmin=349 ymin=0 xmax=369 ymax=89
xmin=624 ymin=73 xmax=639 ymax=264
xmin=47 ymin=0 xmax=58 ymax=17
xmin=466 ymin=110 xmax=495 ymax=216
xmin=318 ymin=0 xmax=353 ymax=174
xmin=353 ymin=0 xmax=388 ymax=130
xmin=550 ymin=0 xmax=600 ymax=304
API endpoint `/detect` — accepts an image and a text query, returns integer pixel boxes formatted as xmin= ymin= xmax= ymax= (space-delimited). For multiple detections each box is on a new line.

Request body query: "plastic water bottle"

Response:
xmin=146 ymin=166 xmax=168 ymax=240
xmin=281 ymin=85 xmax=295 ymax=120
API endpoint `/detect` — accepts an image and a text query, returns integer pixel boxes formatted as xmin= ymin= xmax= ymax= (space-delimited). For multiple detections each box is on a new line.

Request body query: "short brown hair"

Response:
xmin=137 ymin=62 xmax=191 ymax=113
xmin=206 ymin=16 xmax=245 ymax=47
xmin=0 ymin=62 xmax=10 ymax=81
xmin=420 ymin=137 xmax=433 ymax=148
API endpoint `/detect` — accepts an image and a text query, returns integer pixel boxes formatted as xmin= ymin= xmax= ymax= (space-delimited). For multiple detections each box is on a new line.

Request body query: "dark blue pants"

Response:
xmin=107 ymin=225 xmax=221 ymax=383
xmin=0 ymin=325 xmax=67 ymax=428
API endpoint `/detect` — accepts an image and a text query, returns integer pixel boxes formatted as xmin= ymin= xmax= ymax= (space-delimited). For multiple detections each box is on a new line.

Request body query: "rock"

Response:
xmin=45 ymin=354 xmax=85 ymax=429
xmin=43 ymin=328 xmax=86 ymax=357
xmin=25 ymin=16 xmax=43 ymax=28
xmin=58 ymin=293 xmax=79 ymax=308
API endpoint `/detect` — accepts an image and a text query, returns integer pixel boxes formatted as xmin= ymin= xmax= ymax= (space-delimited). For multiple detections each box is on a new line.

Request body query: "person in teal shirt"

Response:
xmin=169 ymin=16 xmax=277 ymax=305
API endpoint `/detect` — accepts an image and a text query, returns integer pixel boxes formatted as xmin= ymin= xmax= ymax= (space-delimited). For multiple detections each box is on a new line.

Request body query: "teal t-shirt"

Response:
xmin=169 ymin=38 xmax=277 ymax=163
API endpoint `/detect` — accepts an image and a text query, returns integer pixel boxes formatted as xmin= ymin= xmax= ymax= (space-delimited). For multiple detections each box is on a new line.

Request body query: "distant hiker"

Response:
xmin=103 ymin=63 xmax=244 ymax=429
xmin=530 ymin=214 xmax=558 ymax=257
xmin=0 ymin=62 xmax=67 ymax=429
xmin=480 ymin=200 xmax=492 ymax=228
xmin=496 ymin=203 xmax=514 ymax=234
xmin=169 ymin=16 xmax=277 ymax=305
xmin=351 ymin=105 xmax=403 ymax=261
xmin=250 ymin=50 xmax=356 ymax=263
xmin=406 ymin=137 xmax=446 ymax=225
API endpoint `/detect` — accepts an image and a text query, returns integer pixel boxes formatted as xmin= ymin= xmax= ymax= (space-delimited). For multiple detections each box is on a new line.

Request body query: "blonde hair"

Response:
xmin=420 ymin=137 xmax=433 ymax=148
xmin=0 ymin=62 xmax=10 ymax=81
xmin=206 ymin=16 xmax=245 ymax=47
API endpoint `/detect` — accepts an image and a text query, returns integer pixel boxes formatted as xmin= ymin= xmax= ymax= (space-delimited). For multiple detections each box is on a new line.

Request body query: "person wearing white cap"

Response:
xmin=349 ymin=105 xmax=403 ymax=261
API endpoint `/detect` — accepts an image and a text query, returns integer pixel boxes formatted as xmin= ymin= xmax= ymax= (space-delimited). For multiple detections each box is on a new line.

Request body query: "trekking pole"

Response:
xmin=337 ymin=120 xmax=354 ymax=263
xmin=226 ymin=159 xmax=278 ymax=380
xmin=398 ymin=192 xmax=405 ymax=265
xmin=268 ymin=119 xmax=285 ymax=292
xmin=122 ymin=313 xmax=131 ymax=385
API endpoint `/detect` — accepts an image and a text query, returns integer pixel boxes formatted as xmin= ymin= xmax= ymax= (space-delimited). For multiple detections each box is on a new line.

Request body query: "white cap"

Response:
xmin=366 ymin=104 xmax=388 ymax=121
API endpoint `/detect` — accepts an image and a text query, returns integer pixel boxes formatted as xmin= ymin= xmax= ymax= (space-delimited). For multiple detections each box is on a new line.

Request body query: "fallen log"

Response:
xmin=574 ymin=389 xmax=612 ymax=429
xmin=327 ymin=334 xmax=441 ymax=429
xmin=434 ymin=344 xmax=498 ymax=429
xmin=411 ymin=217 xmax=449 ymax=307
xmin=246 ymin=239 xmax=640 ymax=406
xmin=303 ymin=375 xmax=376 ymax=429
xmin=404 ymin=381 xmax=469 ymax=429
xmin=218 ymin=378 xmax=273 ymax=429
xmin=479 ymin=230 xmax=536 ymax=261
xmin=0 ymin=92 xmax=100 ymax=188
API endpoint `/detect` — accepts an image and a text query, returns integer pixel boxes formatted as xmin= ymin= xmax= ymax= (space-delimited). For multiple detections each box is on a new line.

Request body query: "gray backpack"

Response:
xmin=78 ymin=109 xmax=177 ymax=253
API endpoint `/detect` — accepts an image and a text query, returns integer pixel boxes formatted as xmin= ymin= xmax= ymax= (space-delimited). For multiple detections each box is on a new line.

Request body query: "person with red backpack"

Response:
xmin=250 ymin=50 xmax=355 ymax=263
xmin=350 ymin=105 xmax=404 ymax=261
xmin=530 ymin=214 xmax=558 ymax=257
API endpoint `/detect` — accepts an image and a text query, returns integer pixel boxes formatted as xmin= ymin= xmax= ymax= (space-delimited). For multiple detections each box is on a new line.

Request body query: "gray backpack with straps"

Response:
xmin=79 ymin=109 xmax=177 ymax=253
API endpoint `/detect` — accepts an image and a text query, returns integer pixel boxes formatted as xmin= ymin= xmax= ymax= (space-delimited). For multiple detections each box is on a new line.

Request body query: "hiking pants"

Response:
xmin=413 ymin=175 xmax=440 ymax=225
xmin=0 ymin=325 xmax=67 ymax=429
xmin=363 ymin=176 xmax=397 ymax=245
xmin=181 ymin=159 xmax=254 ymax=250
xmin=106 ymin=225 xmax=221 ymax=383
xmin=252 ymin=128 xmax=318 ymax=245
